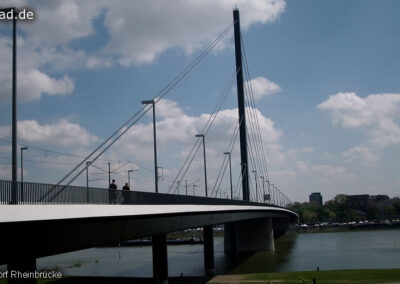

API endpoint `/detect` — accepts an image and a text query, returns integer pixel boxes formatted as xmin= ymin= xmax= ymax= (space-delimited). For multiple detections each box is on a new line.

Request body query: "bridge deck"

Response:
xmin=0 ymin=180 xmax=298 ymax=262
xmin=0 ymin=204 xmax=294 ymax=223
xmin=0 ymin=204 xmax=297 ymax=262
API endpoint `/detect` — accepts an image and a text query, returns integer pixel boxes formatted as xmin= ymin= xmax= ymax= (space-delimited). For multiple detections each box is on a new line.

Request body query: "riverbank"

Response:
xmin=2 ymin=268 xmax=398 ymax=284
xmin=208 ymin=268 xmax=400 ymax=283
xmin=296 ymin=220 xmax=400 ymax=234
xmin=0 ymin=276 xmax=211 ymax=284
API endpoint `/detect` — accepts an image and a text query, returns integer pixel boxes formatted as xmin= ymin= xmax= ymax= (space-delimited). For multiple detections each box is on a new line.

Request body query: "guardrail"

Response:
xmin=0 ymin=180 xmax=287 ymax=207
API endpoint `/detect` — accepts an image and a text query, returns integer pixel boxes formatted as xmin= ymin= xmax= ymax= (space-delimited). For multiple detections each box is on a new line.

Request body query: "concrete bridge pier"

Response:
xmin=8 ymin=256 xmax=37 ymax=284
xmin=224 ymin=222 xmax=239 ymax=261
xmin=224 ymin=217 xmax=275 ymax=258
xmin=203 ymin=225 xmax=215 ymax=275
xmin=152 ymin=234 xmax=168 ymax=284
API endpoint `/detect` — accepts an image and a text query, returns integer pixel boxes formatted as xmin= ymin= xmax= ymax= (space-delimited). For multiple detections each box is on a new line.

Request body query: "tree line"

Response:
xmin=290 ymin=194 xmax=400 ymax=224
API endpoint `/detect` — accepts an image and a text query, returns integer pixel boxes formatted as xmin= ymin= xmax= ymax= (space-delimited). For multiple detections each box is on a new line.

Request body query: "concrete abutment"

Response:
xmin=224 ymin=217 xmax=275 ymax=259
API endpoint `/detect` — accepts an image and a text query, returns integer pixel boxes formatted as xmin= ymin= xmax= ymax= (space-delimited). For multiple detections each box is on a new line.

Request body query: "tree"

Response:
xmin=335 ymin=194 xmax=349 ymax=210
xmin=325 ymin=208 xmax=336 ymax=221
xmin=333 ymin=194 xmax=351 ymax=222
xmin=393 ymin=201 xmax=400 ymax=217
xmin=384 ymin=205 xmax=396 ymax=219
xmin=303 ymin=209 xmax=318 ymax=224
xmin=366 ymin=205 xmax=378 ymax=220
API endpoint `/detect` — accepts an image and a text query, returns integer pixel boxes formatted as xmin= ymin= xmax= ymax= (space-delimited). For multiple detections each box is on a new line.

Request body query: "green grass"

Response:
xmin=209 ymin=268 xmax=400 ymax=284
xmin=73 ymin=262 xmax=82 ymax=268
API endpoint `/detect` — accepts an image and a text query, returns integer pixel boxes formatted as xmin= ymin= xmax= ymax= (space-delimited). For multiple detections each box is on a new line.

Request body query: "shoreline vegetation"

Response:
xmin=290 ymin=195 xmax=400 ymax=225
xmin=294 ymin=219 xmax=400 ymax=233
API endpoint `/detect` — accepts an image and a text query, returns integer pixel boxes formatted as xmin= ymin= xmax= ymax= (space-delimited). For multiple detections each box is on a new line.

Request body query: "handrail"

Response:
xmin=0 ymin=180 xmax=289 ymax=207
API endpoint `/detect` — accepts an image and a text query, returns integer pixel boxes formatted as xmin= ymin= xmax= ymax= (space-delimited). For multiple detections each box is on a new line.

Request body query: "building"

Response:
xmin=347 ymin=194 xmax=370 ymax=212
xmin=309 ymin=192 xmax=323 ymax=206
xmin=370 ymin=195 xmax=389 ymax=202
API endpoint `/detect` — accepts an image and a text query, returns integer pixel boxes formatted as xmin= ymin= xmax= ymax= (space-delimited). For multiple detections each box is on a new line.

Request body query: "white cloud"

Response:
xmin=108 ymin=99 xmax=283 ymax=168
xmin=246 ymin=77 xmax=281 ymax=100
xmin=19 ymin=0 xmax=103 ymax=46
xmin=270 ymin=169 xmax=296 ymax=179
xmin=11 ymin=0 xmax=285 ymax=54
xmin=295 ymin=160 xmax=309 ymax=174
xmin=100 ymin=0 xmax=286 ymax=65
xmin=287 ymin=147 xmax=314 ymax=160
xmin=155 ymin=99 xmax=184 ymax=118
xmin=16 ymin=0 xmax=285 ymax=67
xmin=0 ymin=119 xmax=98 ymax=147
xmin=318 ymin=92 xmax=400 ymax=147
xmin=88 ymin=99 xmax=286 ymax=195
xmin=0 ymin=1 xmax=286 ymax=102
xmin=0 ymin=36 xmax=76 ymax=102
xmin=293 ymin=160 xmax=352 ymax=179
xmin=17 ymin=70 xmax=74 ymax=102
xmin=342 ymin=146 xmax=379 ymax=165
xmin=312 ymin=164 xmax=348 ymax=177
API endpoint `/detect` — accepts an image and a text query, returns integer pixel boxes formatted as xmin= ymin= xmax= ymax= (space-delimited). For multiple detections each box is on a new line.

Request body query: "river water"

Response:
xmin=5 ymin=229 xmax=400 ymax=277
xmin=231 ymin=229 xmax=400 ymax=274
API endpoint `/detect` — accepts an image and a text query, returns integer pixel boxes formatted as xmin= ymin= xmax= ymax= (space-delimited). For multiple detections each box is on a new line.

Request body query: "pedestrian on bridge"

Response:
xmin=122 ymin=182 xmax=130 ymax=204
xmin=109 ymin=179 xmax=117 ymax=204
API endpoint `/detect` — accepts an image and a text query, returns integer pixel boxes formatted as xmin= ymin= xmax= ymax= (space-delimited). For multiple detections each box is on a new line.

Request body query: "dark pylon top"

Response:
xmin=233 ymin=8 xmax=250 ymax=201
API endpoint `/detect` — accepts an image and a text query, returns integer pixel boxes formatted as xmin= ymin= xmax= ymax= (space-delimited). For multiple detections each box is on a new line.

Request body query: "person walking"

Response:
xmin=109 ymin=179 xmax=117 ymax=204
xmin=122 ymin=182 xmax=130 ymax=191
xmin=122 ymin=182 xmax=130 ymax=204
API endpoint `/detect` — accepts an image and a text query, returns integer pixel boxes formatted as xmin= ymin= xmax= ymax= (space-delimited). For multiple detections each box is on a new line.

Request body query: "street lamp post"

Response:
xmin=86 ymin=161 xmax=91 ymax=203
xmin=192 ymin=184 xmax=197 ymax=196
xmin=270 ymin=183 xmax=275 ymax=205
xmin=86 ymin=162 xmax=91 ymax=189
xmin=128 ymin=169 xmax=137 ymax=188
xmin=251 ymin=170 xmax=258 ymax=202
xmin=260 ymin=176 xmax=265 ymax=203
xmin=224 ymin=152 xmax=233 ymax=199
xmin=276 ymin=188 xmax=280 ymax=206
xmin=278 ymin=188 xmax=282 ymax=206
xmin=1 ymin=7 xmax=18 ymax=204
xmin=195 ymin=134 xmax=208 ymax=197
xmin=142 ymin=100 xmax=159 ymax=193
xmin=108 ymin=162 xmax=111 ymax=185
xmin=20 ymin=146 xmax=28 ymax=202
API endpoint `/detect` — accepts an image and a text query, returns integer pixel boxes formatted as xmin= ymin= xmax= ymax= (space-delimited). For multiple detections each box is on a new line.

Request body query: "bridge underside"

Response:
xmin=0 ymin=204 xmax=297 ymax=263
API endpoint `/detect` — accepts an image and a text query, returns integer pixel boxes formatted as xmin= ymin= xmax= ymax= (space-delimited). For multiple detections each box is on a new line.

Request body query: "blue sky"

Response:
xmin=1 ymin=0 xmax=400 ymax=202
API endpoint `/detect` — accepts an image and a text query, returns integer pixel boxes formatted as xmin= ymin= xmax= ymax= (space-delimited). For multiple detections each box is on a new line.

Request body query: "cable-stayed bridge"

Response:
xmin=0 ymin=8 xmax=298 ymax=284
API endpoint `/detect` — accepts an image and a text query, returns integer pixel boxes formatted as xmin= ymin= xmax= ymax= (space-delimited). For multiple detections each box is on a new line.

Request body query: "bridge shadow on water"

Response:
xmin=43 ymin=233 xmax=297 ymax=284
xmin=230 ymin=232 xmax=297 ymax=274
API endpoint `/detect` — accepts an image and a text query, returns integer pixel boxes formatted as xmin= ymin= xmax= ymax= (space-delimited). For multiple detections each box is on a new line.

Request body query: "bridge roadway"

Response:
xmin=0 ymin=182 xmax=298 ymax=283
